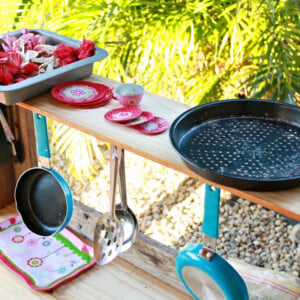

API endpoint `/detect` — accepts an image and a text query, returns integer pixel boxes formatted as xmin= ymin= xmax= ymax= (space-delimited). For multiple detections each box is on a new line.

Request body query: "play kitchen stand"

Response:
xmin=1 ymin=74 xmax=299 ymax=298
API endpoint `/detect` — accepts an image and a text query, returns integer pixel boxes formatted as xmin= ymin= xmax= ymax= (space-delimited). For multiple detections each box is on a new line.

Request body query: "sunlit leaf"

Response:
xmin=1 ymin=0 xmax=298 ymax=178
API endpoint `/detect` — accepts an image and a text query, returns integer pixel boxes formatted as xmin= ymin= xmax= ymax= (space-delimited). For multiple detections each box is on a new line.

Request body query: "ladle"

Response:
xmin=93 ymin=146 xmax=124 ymax=265
xmin=112 ymin=145 xmax=138 ymax=252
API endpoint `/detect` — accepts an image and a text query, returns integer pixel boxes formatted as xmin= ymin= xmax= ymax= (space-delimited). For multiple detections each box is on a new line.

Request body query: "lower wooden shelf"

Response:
xmin=0 ymin=203 xmax=191 ymax=300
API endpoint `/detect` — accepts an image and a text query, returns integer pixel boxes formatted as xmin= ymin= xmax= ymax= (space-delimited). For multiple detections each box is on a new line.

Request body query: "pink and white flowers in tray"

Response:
xmin=0 ymin=28 xmax=95 ymax=85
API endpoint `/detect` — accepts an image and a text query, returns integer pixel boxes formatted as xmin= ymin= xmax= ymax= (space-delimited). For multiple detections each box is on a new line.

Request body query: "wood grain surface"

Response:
xmin=68 ymin=200 xmax=183 ymax=293
xmin=17 ymin=74 xmax=300 ymax=220
xmin=0 ymin=204 xmax=192 ymax=300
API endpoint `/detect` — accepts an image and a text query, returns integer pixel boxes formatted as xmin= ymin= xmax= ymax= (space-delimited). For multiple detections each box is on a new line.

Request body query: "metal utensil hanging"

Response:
xmin=112 ymin=145 xmax=138 ymax=252
xmin=93 ymin=146 xmax=124 ymax=265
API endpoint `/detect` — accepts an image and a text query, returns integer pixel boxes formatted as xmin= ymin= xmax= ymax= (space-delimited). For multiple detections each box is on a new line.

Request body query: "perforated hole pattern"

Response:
xmin=94 ymin=214 xmax=123 ymax=264
xmin=180 ymin=117 xmax=300 ymax=180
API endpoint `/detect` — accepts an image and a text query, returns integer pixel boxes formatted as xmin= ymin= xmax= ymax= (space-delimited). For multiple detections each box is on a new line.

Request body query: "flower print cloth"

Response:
xmin=0 ymin=216 xmax=95 ymax=291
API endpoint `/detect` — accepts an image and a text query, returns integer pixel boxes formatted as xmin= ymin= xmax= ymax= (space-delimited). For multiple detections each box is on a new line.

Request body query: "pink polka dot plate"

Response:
xmin=104 ymin=106 xmax=142 ymax=123
xmin=132 ymin=116 xmax=169 ymax=134
xmin=121 ymin=111 xmax=154 ymax=126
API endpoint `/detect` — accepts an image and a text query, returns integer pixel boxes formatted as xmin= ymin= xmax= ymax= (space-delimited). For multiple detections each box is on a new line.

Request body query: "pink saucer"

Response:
xmin=104 ymin=106 xmax=142 ymax=123
xmin=121 ymin=111 xmax=154 ymax=126
xmin=132 ymin=117 xmax=169 ymax=134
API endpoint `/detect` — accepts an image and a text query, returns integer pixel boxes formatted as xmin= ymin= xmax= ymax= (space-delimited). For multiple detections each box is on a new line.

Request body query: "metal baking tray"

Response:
xmin=0 ymin=29 xmax=108 ymax=105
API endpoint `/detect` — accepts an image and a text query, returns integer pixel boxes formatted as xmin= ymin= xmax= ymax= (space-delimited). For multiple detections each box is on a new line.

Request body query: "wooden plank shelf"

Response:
xmin=1 ymin=74 xmax=299 ymax=298
xmin=0 ymin=204 xmax=192 ymax=300
xmin=17 ymin=74 xmax=300 ymax=221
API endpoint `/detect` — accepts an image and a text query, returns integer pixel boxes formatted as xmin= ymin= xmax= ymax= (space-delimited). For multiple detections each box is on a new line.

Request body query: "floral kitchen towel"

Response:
xmin=0 ymin=216 xmax=95 ymax=291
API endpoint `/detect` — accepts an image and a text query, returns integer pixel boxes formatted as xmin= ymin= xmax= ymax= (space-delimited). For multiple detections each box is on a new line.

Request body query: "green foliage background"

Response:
xmin=1 ymin=0 xmax=299 ymax=179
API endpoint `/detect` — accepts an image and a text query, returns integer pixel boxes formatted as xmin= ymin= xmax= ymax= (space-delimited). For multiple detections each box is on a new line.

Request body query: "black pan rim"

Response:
xmin=169 ymin=99 xmax=300 ymax=191
xmin=171 ymin=98 xmax=300 ymax=123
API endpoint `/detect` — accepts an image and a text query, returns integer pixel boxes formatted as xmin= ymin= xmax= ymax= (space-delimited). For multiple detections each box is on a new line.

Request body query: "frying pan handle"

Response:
xmin=33 ymin=113 xmax=51 ymax=159
xmin=202 ymin=184 xmax=220 ymax=239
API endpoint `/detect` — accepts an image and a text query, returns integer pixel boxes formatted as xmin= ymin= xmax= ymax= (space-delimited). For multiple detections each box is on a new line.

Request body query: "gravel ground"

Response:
xmin=52 ymin=143 xmax=300 ymax=278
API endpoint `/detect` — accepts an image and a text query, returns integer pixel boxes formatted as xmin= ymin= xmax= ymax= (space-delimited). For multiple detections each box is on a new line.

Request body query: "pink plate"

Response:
xmin=132 ymin=116 xmax=169 ymax=134
xmin=51 ymin=81 xmax=112 ymax=105
xmin=104 ymin=106 xmax=142 ymax=122
xmin=121 ymin=111 xmax=154 ymax=126
xmin=62 ymin=91 xmax=113 ymax=108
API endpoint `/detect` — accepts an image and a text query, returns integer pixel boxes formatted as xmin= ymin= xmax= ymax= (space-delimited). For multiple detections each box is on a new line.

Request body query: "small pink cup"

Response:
xmin=114 ymin=83 xmax=144 ymax=106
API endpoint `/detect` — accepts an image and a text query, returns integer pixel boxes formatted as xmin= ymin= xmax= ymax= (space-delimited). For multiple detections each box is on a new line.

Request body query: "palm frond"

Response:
xmin=2 ymin=0 xmax=299 ymax=179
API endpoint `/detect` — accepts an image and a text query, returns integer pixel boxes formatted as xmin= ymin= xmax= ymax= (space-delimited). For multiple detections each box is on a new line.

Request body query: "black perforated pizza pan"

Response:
xmin=169 ymin=99 xmax=300 ymax=191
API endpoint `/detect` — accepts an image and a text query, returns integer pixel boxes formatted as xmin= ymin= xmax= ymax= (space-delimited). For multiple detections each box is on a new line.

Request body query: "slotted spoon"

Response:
xmin=93 ymin=146 xmax=124 ymax=265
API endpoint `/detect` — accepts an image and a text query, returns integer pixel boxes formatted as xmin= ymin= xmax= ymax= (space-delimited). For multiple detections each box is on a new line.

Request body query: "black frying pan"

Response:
xmin=15 ymin=113 xmax=73 ymax=236
xmin=169 ymin=99 xmax=300 ymax=191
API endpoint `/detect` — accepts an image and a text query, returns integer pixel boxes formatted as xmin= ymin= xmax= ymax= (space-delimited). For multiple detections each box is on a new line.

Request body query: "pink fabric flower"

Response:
xmin=54 ymin=44 xmax=78 ymax=66
xmin=78 ymin=39 xmax=95 ymax=59
xmin=20 ymin=62 xmax=39 ymax=76
xmin=2 ymin=28 xmax=46 ymax=53
xmin=18 ymin=28 xmax=46 ymax=51
xmin=9 ymin=51 xmax=22 ymax=67
xmin=0 ymin=69 xmax=14 ymax=85
xmin=0 ymin=28 xmax=96 ymax=85
xmin=1 ymin=34 xmax=17 ymax=52
xmin=0 ymin=51 xmax=9 ymax=59
xmin=0 ymin=52 xmax=38 ymax=84
xmin=3 ymin=61 xmax=19 ymax=75
xmin=0 ymin=52 xmax=20 ymax=74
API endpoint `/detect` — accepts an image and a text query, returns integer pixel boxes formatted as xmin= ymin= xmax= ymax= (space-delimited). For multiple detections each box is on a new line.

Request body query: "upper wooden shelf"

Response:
xmin=18 ymin=75 xmax=300 ymax=221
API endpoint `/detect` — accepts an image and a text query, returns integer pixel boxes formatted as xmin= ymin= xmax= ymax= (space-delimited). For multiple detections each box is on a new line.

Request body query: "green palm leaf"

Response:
xmin=1 ymin=0 xmax=299 ymax=178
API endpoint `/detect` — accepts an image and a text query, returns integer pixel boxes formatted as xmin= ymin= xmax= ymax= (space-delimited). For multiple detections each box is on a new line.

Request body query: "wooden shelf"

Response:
xmin=0 ymin=204 xmax=191 ymax=300
xmin=17 ymin=74 xmax=300 ymax=221
xmin=1 ymin=74 xmax=298 ymax=298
